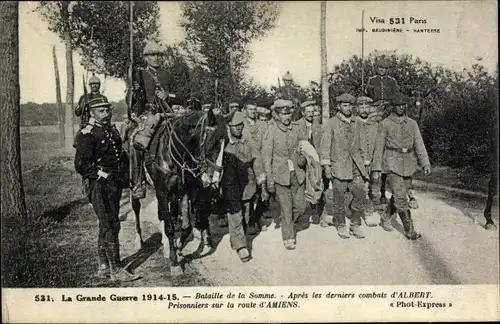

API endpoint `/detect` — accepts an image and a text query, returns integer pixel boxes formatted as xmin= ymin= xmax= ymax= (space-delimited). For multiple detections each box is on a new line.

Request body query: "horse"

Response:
xmin=128 ymin=109 xmax=231 ymax=275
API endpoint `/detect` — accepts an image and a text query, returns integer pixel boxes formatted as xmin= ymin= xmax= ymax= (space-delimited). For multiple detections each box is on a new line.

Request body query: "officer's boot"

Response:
xmin=398 ymin=210 xmax=422 ymax=240
xmin=379 ymin=198 xmax=395 ymax=232
xmin=107 ymin=243 xmax=140 ymax=282
xmin=96 ymin=244 xmax=110 ymax=278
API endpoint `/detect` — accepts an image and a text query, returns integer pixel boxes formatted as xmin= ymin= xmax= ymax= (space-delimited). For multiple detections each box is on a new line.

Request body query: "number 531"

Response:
xmin=389 ymin=18 xmax=405 ymax=24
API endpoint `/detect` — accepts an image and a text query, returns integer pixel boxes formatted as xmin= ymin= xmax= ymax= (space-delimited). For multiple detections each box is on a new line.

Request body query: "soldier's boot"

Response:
xmin=108 ymin=243 xmax=140 ymax=282
xmin=337 ymin=225 xmax=350 ymax=239
xmin=379 ymin=202 xmax=395 ymax=232
xmin=350 ymin=211 xmax=366 ymax=239
xmin=237 ymin=247 xmax=251 ymax=263
xmin=95 ymin=245 xmax=110 ymax=278
xmin=379 ymin=174 xmax=388 ymax=205
xmin=398 ymin=210 xmax=422 ymax=240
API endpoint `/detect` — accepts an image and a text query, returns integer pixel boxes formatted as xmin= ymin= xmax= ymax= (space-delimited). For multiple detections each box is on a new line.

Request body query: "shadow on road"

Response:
xmin=121 ymin=233 xmax=162 ymax=272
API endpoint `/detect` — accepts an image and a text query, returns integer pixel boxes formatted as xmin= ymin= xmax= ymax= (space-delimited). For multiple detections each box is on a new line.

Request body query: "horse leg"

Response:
xmin=156 ymin=189 xmax=172 ymax=259
xmin=178 ymin=193 xmax=193 ymax=248
xmin=131 ymin=198 xmax=144 ymax=250
xmin=484 ymin=175 xmax=497 ymax=230
xmin=197 ymin=187 xmax=213 ymax=249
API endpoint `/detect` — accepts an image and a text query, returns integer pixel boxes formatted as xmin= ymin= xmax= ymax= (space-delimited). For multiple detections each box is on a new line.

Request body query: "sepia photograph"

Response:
xmin=1 ymin=0 xmax=499 ymax=322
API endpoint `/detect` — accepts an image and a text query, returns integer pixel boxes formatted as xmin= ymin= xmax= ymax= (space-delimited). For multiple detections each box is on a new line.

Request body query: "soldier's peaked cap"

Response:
xmin=300 ymin=100 xmax=316 ymax=109
xmin=356 ymin=96 xmax=373 ymax=105
xmin=336 ymin=93 xmax=356 ymax=104
xmin=229 ymin=102 xmax=240 ymax=107
xmin=228 ymin=111 xmax=245 ymax=126
xmin=273 ymin=99 xmax=293 ymax=113
xmin=257 ymin=106 xmax=271 ymax=115
xmin=88 ymin=96 xmax=111 ymax=109
xmin=202 ymin=103 xmax=212 ymax=108
xmin=391 ymin=93 xmax=408 ymax=105
xmin=143 ymin=40 xmax=164 ymax=55
xmin=88 ymin=75 xmax=101 ymax=84
xmin=376 ymin=57 xmax=390 ymax=68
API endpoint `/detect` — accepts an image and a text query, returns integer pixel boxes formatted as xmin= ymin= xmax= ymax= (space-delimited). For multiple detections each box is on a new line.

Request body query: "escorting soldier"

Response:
xmin=364 ymin=56 xmax=401 ymax=204
xmin=221 ymin=111 xmax=268 ymax=262
xmin=355 ymin=96 xmax=381 ymax=227
xmin=262 ymin=99 xmax=308 ymax=250
xmin=75 ymin=75 xmax=108 ymax=128
xmin=127 ymin=39 xmax=175 ymax=199
xmin=319 ymin=93 xmax=369 ymax=239
xmin=372 ymin=93 xmax=431 ymax=240
xmin=74 ymin=96 xmax=139 ymax=282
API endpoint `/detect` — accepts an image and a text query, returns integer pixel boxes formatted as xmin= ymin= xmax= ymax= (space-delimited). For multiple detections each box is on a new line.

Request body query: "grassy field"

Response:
xmin=2 ymin=130 xmax=207 ymax=288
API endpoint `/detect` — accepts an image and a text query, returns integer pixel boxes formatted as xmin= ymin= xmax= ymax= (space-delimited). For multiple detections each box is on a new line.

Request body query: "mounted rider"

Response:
xmin=127 ymin=39 xmax=178 ymax=199
xmin=75 ymin=75 xmax=108 ymax=129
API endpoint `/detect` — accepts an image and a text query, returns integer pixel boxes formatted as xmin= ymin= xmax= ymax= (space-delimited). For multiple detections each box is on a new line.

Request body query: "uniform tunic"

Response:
xmin=262 ymin=121 xmax=308 ymax=241
xmin=74 ymin=118 xmax=128 ymax=252
xmin=372 ymin=114 xmax=430 ymax=211
xmin=221 ymin=135 xmax=266 ymax=250
xmin=242 ymin=117 xmax=266 ymax=152
xmin=130 ymin=66 xmax=174 ymax=116
xmin=365 ymin=75 xmax=400 ymax=120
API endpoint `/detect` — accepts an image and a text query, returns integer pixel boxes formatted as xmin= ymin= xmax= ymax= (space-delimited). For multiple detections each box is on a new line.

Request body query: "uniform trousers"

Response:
xmin=275 ymin=172 xmax=306 ymax=241
xmin=386 ymin=173 xmax=413 ymax=212
xmin=330 ymin=176 xmax=365 ymax=227
xmin=89 ymin=178 xmax=122 ymax=264
xmin=225 ymin=196 xmax=254 ymax=251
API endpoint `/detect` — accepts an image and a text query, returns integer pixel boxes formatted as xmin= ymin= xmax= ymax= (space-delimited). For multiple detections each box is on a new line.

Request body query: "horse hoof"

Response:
xmin=485 ymin=222 xmax=497 ymax=230
xmin=170 ymin=265 xmax=183 ymax=277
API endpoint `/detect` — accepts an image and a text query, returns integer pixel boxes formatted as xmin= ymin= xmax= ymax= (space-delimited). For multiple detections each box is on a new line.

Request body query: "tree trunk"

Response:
xmin=0 ymin=1 xmax=28 ymax=229
xmin=53 ymin=45 xmax=65 ymax=147
xmin=62 ymin=2 xmax=75 ymax=154
xmin=320 ymin=1 xmax=330 ymax=119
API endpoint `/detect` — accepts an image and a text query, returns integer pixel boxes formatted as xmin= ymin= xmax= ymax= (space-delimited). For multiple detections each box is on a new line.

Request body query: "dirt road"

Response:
xmin=117 ymin=188 xmax=499 ymax=287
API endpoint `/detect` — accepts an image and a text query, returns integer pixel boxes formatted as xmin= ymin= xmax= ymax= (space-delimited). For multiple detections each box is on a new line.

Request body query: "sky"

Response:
xmin=19 ymin=1 xmax=498 ymax=104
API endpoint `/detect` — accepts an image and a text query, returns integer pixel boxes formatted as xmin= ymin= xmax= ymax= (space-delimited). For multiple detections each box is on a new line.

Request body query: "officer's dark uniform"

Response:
xmin=74 ymin=98 xmax=130 ymax=278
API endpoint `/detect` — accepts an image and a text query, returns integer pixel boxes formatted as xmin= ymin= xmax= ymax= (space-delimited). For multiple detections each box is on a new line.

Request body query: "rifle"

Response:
xmin=214 ymin=78 xmax=219 ymax=111
xmin=82 ymin=73 xmax=89 ymax=125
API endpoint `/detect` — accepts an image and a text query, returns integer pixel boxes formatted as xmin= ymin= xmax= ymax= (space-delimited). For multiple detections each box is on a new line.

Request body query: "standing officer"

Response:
xmin=372 ymin=93 xmax=431 ymax=240
xmin=75 ymin=75 xmax=108 ymax=129
xmin=74 ymin=96 xmax=139 ymax=282
xmin=262 ymin=99 xmax=308 ymax=250
xmin=319 ymin=93 xmax=369 ymax=239
xmin=364 ymin=57 xmax=400 ymax=204
xmin=127 ymin=39 xmax=173 ymax=200
xmin=221 ymin=111 xmax=268 ymax=262
xmin=355 ymin=96 xmax=381 ymax=227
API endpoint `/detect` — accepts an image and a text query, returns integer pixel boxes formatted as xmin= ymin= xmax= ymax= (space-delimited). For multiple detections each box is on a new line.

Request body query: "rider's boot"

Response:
xmin=107 ymin=242 xmax=140 ymax=282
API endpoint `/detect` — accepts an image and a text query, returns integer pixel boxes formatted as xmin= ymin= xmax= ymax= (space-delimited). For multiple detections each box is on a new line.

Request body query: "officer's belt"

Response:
xmin=97 ymin=166 xmax=122 ymax=175
xmin=385 ymin=146 xmax=414 ymax=153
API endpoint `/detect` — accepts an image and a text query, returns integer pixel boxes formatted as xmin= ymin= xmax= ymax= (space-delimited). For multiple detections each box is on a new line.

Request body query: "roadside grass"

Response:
xmin=414 ymin=165 xmax=492 ymax=193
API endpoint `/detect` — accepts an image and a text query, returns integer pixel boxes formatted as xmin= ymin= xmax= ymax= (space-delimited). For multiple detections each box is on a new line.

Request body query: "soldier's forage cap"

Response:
xmin=88 ymin=75 xmax=101 ymax=85
xmin=257 ymin=107 xmax=271 ymax=115
xmin=229 ymin=102 xmax=240 ymax=108
xmin=376 ymin=57 xmax=390 ymax=68
xmin=356 ymin=96 xmax=373 ymax=105
xmin=336 ymin=93 xmax=356 ymax=104
xmin=202 ymin=103 xmax=212 ymax=109
xmin=228 ymin=111 xmax=245 ymax=126
xmin=88 ymin=96 xmax=111 ymax=109
xmin=300 ymin=100 xmax=316 ymax=109
xmin=143 ymin=40 xmax=164 ymax=56
xmin=273 ymin=99 xmax=293 ymax=113
xmin=245 ymin=103 xmax=257 ymax=109
xmin=391 ymin=93 xmax=408 ymax=105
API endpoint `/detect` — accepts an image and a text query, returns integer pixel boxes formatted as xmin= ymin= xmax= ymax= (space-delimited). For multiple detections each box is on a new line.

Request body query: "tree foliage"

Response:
xmin=37 ymin=1 xmax=161 ymax=80
xmin=180 ymin=2 xmax=279 ymax=107
xmin=327 ymin=52 xmax=499 ymax=170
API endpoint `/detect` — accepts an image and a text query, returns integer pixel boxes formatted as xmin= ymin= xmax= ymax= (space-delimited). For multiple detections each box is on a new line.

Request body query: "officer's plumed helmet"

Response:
xmin=88 ymin=75 xmax=101 ymax=85
xmin=273 ymin=99 xmax=293 ymax=114
xmin=228 ymin=111 xmax=245 ymax=126
xmin=143 ymin=40 xmax=164 ymax=56
xmin=336 ymin=93 xmax=356 ymax=104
